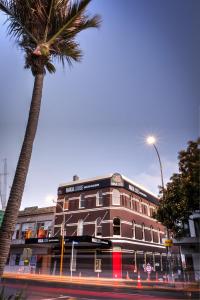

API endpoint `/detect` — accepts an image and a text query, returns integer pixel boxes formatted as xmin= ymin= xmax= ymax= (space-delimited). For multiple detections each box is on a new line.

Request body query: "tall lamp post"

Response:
xmin=53 ymin=200 xmax=65 ymax=276
xmin=146 ymin=136 xmax=172 ymax=280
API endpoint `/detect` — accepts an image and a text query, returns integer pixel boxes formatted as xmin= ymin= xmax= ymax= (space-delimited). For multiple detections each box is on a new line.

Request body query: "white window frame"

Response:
xmin=96 ymin=191 xmax=103 ymax=207
xmin=142 ymin=223 xmax=145 ymax=241
xmin=132 ymin=220 xmax=135 ymax=239
xmin=95 ymin=217 xmax=102 ymax=237
xmin=79 ymin=194 xmax=85 ymax=209
xmin=112 ymin=189 xmax=120 ymax=206
xmin=77 ymin=219 xmax=83 ymax=236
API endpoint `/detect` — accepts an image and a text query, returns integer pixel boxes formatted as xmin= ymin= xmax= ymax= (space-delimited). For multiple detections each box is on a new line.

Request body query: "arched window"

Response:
xmin=132 ymin=220 xmax=135 ymax=239
xmin=77 ymin=219 xmax=83 ymax=236
xmin=112 ymin=189 xmax=120 ymax=205
xmin=96 ymin=191 xmax=103 ymax=206
xmin=96 ymin=217 xmax=102 ymax=236
xmin=113 ymin=218 xmax=121 ymax=236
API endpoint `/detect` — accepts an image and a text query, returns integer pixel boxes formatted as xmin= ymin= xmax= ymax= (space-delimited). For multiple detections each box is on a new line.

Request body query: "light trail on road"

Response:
xmin=0 ymin=281 xmax=180 ymax=300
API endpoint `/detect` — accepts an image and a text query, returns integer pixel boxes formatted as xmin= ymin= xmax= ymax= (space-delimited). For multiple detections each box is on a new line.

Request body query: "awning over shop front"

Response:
xmin=25 ymin=235 xmax=111 ymax=248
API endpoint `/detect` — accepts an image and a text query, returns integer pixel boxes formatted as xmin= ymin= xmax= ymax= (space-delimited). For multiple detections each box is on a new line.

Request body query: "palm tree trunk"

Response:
xmin=0 ymin=73 xmax=44 ymax=278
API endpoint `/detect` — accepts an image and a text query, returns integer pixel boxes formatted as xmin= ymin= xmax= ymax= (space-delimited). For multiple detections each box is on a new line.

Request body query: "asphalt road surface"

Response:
xmin=0 ymin=277 xmax=195 ymax=300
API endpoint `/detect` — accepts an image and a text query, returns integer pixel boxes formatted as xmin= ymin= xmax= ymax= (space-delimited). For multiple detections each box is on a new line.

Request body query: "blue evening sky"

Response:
xmin=0 ymin=0 xmax=199 ymax=208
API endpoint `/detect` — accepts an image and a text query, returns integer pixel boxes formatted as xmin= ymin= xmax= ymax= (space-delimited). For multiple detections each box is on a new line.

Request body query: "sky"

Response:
xmin=0 ymin=0 xmax=199 ymax=209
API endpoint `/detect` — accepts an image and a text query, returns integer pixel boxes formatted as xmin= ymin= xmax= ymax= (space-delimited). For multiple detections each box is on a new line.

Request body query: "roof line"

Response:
xmin=59 ymin=173 xmax=158 ymax=199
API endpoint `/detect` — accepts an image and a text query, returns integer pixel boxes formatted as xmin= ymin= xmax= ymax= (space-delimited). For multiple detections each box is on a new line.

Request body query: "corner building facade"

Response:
xmin=54 ymin=173 xmax=168 ymax=279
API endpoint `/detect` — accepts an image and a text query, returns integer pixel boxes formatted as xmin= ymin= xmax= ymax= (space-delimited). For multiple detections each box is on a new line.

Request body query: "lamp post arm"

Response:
xmin=153 ymin=144 xmax=165 ymax=192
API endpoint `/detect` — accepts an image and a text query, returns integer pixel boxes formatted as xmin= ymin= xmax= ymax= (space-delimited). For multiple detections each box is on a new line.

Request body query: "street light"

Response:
xmin=53 ymin=200 xmax=65 ymax=276
xmin=146 ymin=136 xmax=164 ymax=190
xmin=146 ymin=136 xmax=172 ymax=280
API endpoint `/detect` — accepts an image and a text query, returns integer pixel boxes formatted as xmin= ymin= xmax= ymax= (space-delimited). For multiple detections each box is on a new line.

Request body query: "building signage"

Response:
xmin=92 ymin=237 xmax=109 ymax=245
xmin=25 ymin=237 xmax=60 ymax=244
xmin=128 ymin=184 xmax=147 ymax=198
xmin=58 ymin=173 xmax=158 ymax=205
xmin=111 ymin=173 xmax=124 ymax=187
xmin=65 ymin=183 xmax=100 ymax=194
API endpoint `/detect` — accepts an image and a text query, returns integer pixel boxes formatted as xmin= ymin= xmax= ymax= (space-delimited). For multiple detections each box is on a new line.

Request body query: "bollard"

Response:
xmin=79 ymin=271 xmax=81 ymax=277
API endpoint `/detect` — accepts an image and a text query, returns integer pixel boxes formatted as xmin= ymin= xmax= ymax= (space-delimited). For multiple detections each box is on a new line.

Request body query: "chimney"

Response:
xmin=73 ymin=175 xmax=79 ymax=181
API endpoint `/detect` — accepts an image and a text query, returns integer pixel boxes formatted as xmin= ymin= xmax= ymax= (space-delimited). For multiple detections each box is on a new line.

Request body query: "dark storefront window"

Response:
xmin=113 ymin=218 xmax=121 ymax=236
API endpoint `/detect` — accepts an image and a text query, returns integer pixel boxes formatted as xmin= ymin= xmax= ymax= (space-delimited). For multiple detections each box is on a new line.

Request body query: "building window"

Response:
xmin=150 ymin=226 xmax=153 ymax=242
xmin=12 ymin=224 xmax=20 ymax=240
xmin=77 ymin=219 xmax=83 ymax=236
xmin=21 ymin=223 xmax=35 ymax=239
xmin=37 ymin=221 xmax=52 ymax=238
xmin=132 ymin=220 xmax=135 ymax=239
xmin=142 ymin=223 xmax=145 ymax=241
xmin=112 ymin=189 xmax=120 ymax=205
xmin=79 ymin=194 xmax=85 ymax=209
xmin=149 ymin=207 xmax=155 ymax=217
xmin=133 ymin=200 xmax=139 ymax=212
xmin=130 ymin=197 xmax=133 ymax=209
xmin=96 ymin=191 xmax=103 ymax=206
xmin=158 ymin=228 xmax=162 ymax=243
xmin=194 ymin=218 xmax=200 ymax=237
xmin=113 ymin=217 xmax=121 ymax=236
xmin=96 ymin=217 xmax=102 ymax=237
xmin=64 ymin=197 xmax=69 ymax=210
xmin=141 ymin=204 xmax=148 ymax=215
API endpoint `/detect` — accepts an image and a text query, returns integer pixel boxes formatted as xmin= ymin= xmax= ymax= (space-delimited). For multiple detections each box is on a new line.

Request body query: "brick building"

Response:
xmin=53 ymin=173 xmax=169 ymax=279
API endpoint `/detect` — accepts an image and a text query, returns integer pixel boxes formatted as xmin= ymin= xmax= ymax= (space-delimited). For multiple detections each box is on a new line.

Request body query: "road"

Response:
xmin=0 ymin=277 xmax=195 ymax=300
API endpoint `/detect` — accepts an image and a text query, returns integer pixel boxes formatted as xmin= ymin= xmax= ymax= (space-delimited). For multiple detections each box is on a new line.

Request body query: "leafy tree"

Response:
xmin=154 ymin=138 xmax=200 ymax=238
xmin=0 ymin=0 xmax=100 ymax=277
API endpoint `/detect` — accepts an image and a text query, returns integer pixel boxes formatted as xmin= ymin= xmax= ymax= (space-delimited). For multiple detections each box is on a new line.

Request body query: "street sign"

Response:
xmin=164 ymin=239 xmax=173 ymax=247
xmin=72 ymin=241 xmax=79 ymax=245
xmin=146 ymin=263 xmax=152 ymax=273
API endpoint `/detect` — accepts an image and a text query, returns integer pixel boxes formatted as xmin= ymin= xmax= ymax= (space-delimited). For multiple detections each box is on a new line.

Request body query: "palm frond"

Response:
xmin=0 ymin=0 xmax=101 ymax=75
xmin=0 ymin=0 xmax=38 ymax=43
xmin=47 ymin=0 xmax=93 ymax=45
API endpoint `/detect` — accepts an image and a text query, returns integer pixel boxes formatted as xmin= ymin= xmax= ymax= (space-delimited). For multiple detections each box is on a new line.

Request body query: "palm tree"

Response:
xmin=0 ymin=0 xmax=100 ymax=277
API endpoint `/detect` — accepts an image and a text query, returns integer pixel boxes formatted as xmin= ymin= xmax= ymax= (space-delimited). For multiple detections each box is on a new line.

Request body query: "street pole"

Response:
xmin=60 ymin=223 xmax=65 ymax=276
xmin=146 ymin=136 xmax=172 ymax=281
xmin=54 ymin=200 xmax=65 ymax=277
xmin=70 ymin=241 xmax=74 ymax=279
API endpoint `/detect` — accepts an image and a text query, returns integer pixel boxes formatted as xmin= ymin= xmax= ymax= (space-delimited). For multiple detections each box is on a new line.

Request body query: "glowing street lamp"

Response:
xmin=146 ymin=136 xmax=172 ymax=280
xmin=146 ymin=136 xmax=164 ymax=191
